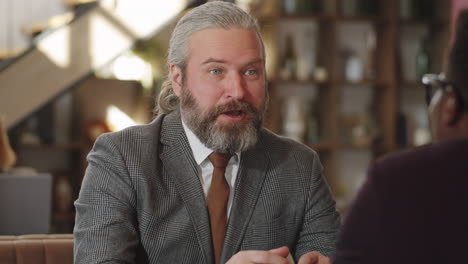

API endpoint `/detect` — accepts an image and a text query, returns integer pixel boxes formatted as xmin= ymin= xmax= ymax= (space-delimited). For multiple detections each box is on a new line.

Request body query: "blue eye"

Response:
xmin=245 ymin=69 xmax=257 ymax=76
xmin=210 ymin=69 xmax=222 ymax=75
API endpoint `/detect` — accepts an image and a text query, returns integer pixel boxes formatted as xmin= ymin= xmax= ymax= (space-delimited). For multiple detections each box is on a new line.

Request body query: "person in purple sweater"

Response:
xmin=333 ymin=10 xmax=468 ymax=264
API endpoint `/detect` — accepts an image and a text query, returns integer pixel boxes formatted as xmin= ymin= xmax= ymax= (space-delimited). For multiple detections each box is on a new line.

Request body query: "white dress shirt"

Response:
xmin=182 ymin=121 xmax=240 ymax=218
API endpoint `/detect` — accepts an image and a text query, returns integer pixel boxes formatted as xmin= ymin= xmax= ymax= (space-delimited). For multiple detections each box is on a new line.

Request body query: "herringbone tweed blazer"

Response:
xmin=74 ymin=109 xmax=340 ymax=264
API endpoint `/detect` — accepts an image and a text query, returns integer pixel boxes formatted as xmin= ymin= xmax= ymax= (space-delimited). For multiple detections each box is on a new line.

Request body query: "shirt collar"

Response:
xmin=181 ymin=119 xmax=240 ymax=165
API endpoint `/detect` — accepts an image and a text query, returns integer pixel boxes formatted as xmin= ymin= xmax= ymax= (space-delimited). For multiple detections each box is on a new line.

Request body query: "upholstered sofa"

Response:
xmin=0 ymin=234 xmax=73 ymax=264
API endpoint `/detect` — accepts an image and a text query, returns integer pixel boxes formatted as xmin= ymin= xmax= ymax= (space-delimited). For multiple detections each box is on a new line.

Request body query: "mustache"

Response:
xmin=209 ymin=100 xmax=260 ymax=120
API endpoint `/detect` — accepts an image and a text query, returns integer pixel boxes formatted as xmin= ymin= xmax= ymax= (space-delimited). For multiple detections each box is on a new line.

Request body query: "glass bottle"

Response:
xmin=343 ymin=50 xmax=363 ymax=82
xmin=415 ymin=36 xmax=430 ymax=79
xmin=306 ymin=101 xmax=320 ymax=143
xmin=311 ymin=0 xmax=322 ymax=14
xmin=400 ymin=0 xmax=412 ymax=20
xmin=279 ymin=34 xmax=298 ymax=81
xmin=364 ymin=30 xmax=377 ymax=80
xmin=282 ymin=96 xmax=306 ymax=142
xmin=283 ymin=0 xmax=296 ymax=14
xmin=358 ymin=0 xmax=379 ymax=16
xmin=55 ymin=174 xmax=73 ymax=212
xmin=412 ymin=0 xmax=434 ymax=19
xmin=296 ymin=0 xmax=322 ymax=14
xmin=340 ymin=0 xmax=358 ymax=16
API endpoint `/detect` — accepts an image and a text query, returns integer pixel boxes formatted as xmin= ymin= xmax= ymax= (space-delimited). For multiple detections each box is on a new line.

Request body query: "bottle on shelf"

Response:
xmin=310 ymin=0 xmax=323 ymax=14
xmin=282 ymin=0 xmax=297 ymax=15
xmin=339 ymin=0 xmax=358 ymax=16
xmin=306 ymin=100 xmax=320 ymax=143
xmin=364 ymin=29 xmax=377 ymax=81
xmin=358 ymin=0 xmax=379 ymax=16
xmin=395 ymin=111 xmax=408 ymax=147
xmin=411 ymin=0 xmax=434 ymax=20
xmin=400 ymin=0 xmax=412 ymax=20
xmin=297 ymin=24 xmax=318 ymax=81
xmin=295 ymin=0 xmax=322 ymax=14
xmin=342 ymin=49 xmax=363 ymax=82
xmin=279 ymin=34 xmax=298 ymax=81
xmin=313 ymin=67 xmax=328 ymax=82
xmin=54 ymin=173 xmax=73 ymax=213
xmin=415 ymin=35 xmax=430 ymax=80
xmin=282 ymin=96 xmax=306 ymax=142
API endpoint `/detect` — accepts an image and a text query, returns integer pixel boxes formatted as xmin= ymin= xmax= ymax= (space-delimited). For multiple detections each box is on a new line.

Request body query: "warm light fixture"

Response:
xmin=37 ymin=27 xmax=71 ymax=68
xmin=111 ymin=54 xmax=152 ymax=82
xmin=99 ymin=0 xmax=188 ymax=37
xmin=106 ymin=105 xmax=138 ymax=131
xmin=89 ymin=13 xmax=133 ymax=68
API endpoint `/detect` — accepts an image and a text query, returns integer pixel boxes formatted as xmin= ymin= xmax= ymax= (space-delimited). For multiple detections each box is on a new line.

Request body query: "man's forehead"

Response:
xmin=200 ymin=57 xmax=264 ymax=66
xmin=186 ymin=27 xmax=265 ymax=64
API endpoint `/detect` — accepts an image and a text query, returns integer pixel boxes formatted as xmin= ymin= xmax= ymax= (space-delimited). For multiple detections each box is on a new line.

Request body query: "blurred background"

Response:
xmin=0 ymin=0 xmax=466 ymax=234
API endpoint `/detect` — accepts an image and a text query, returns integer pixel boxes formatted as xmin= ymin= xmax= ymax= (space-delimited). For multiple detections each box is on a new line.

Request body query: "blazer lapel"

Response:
xmin=159 ymin=111 xmax=213 ymax=264
xmin=220 ymin=141 xmax=269 ymax=262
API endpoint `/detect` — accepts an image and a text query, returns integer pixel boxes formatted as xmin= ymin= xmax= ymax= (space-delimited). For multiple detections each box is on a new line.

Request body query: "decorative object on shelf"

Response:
xmin=54 ymin=172 xmax=73 ymax=213
xmin=364 ymin=29 xmax=377 ymax=80
xmin=306 ymin=99 xmax=320 ymax=143
xmin=312 ymin=0 xmax=323 ymax=14
xmin=415 ymin=35 xmax=430 ymax=79
xmin=399 ymin=26 xmax=430 ymax=82
xmin=342 ymin=49 xmax=363 ymax=82
xmin=411 ymin=0 xmax=434 ymax=20
xmin=279 ymin=34 xmax=298 ymax=80
xmin=295 ymin=0 xmax=322 ymax=14
xmin=313 ymin=67 xmax=328 ymax=82
xmin=340 ymin=114 xmax=374 ymax=148
xmin=0 ymin=116 xmax=16 ymax=172
xmin=297 ymin=23 xmax=319 ymax=80
xmin=358 ymin=0 xmax=379 ymax=16
xmin=413 ymin=127 xmax=431 ymax=146
xmin=400 ymin=0 xmax=412 ymax=20
xmin=282 ymin=0 xmax=296 ymax=14
xmin=84 ymin=120 xmax=112 ymax=145
xmin=282 ymin=96 xmax=306 ymax=142
xmin=20 ymin=117 xmax=41 ymax=145
xmin=340 ymin=0 xmax=379 ymax=16
xmin=396 ymin=111 xmax=408 ymax=147
xmin=53 ymin=92 xmax=73 ymax=144
xmin=37 ymin=103 xmax=55 ymax=144
xmin=339 ymin=0 xmax=358 ymax=16
xmin=296 ymin=23 xmax=318 ymax=81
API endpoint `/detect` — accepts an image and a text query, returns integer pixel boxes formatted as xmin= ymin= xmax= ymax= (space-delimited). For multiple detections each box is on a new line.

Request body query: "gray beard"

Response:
xmin=179 ymin=87 xmax=264 ymax=154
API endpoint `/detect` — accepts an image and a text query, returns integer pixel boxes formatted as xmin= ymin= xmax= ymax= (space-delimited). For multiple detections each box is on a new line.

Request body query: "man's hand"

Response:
xmin=298 ymin=251 xmax=331 ymax=264
xmin=226 ymin=246 xmax=292 ymax=264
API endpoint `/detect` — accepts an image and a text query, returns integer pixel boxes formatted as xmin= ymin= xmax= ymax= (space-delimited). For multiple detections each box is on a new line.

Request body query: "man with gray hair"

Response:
xmin=74 ymin=1 xmax=340 ymax=264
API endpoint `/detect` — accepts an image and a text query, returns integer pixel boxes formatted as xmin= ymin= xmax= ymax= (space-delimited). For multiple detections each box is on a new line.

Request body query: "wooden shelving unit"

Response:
xmin=14 ymin=140 xmax=86 ymax=233
xmin=256 ymin=0 xmax=451 ymax=207
xmin=9 ymin=76 xmax=146 ymax=233
xmin=19 ymin=142 xmax=84 ymax=151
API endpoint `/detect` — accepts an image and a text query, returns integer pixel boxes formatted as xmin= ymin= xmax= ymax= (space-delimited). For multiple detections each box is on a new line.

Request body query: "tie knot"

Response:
xmin=208 ymin=152 xmax=232 ymax=169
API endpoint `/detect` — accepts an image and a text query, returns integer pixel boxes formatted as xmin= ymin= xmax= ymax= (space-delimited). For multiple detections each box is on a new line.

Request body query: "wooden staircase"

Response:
xmin=0 ymin=0 xmax=193 ymax=129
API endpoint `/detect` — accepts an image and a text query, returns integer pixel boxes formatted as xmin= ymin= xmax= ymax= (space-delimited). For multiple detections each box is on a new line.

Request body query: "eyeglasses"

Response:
xmin=422 ymin=73 xmax=468 ymax=111
xmin=422 ymin=73 xmax=453 ymax=106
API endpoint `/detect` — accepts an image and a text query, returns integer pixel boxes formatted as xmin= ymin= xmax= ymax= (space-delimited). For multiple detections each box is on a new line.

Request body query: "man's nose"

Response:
xmin=226 ymin=72 xmax=246 ymax=100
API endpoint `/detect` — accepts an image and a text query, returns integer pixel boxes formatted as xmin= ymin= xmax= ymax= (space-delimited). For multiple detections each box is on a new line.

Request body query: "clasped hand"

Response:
xmin=226 ymin=246 xmax=331 ymax=264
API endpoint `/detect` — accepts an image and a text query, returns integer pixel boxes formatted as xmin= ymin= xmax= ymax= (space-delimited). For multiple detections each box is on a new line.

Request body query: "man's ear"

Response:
xmin=170 ymin=64 xmax=183 ymax=96
xmin=441 ymin=91 xmax=459 ymax=126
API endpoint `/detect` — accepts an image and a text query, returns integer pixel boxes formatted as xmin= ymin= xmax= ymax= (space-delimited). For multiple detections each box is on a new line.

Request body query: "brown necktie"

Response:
xmin=207 ymin=152 xmax=232 ymax=264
